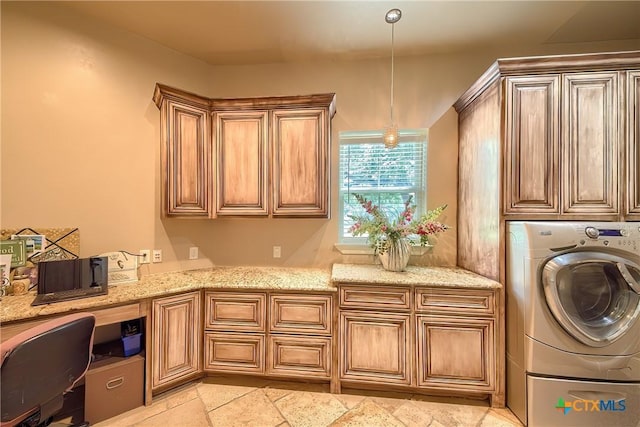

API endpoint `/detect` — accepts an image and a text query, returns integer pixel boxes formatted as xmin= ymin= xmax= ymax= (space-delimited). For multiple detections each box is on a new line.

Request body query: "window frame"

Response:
xmin=336 ymin=129 xmax=428 ymax=251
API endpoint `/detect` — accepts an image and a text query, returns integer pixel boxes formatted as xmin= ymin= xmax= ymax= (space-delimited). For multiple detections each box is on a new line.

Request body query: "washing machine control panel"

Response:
xmin=579 ymin=225 xmax=638 ymax=252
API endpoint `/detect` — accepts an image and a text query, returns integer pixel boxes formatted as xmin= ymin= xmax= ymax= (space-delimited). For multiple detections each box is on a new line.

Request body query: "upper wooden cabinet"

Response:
xmin=458 ymin=52 xmax=640 ymax=223
xmin=454 ymin=50 xmax=640 ymax=281
xmin=153 ymin=85 xmax=336 ymax=218
xmin=503 ymin=71 xmax=622 ymax=218
xmin=627 ymin=70 xmax=640 ymax=220
xmin=157 ymin=95 xmax=211 ymax=217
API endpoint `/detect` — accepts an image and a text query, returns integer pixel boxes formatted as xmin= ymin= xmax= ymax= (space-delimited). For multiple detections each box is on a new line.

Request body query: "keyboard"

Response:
xmin=31 ymin=286 xmax=108 ymax=306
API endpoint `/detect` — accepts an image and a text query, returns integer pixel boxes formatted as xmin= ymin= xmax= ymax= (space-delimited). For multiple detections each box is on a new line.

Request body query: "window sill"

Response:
xmin=334 ymin=244 xmax=432 ymax=256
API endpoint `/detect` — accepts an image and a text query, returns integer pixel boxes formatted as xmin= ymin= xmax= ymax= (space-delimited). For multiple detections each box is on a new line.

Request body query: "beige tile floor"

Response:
xmin=90 ymin=377 xmax=523 ymax=427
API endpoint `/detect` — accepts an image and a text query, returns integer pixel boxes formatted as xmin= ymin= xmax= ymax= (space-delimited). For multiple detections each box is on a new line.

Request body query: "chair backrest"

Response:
xmin=1 ymin=313 xmax=96 ymax=427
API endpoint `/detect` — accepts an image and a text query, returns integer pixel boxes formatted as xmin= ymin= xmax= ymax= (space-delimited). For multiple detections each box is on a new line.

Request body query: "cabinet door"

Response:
xmin=339 ymin=311 xmax=411 ymax=385
xmin=161 ymin=100 xmax=211 ymax=217
xmin=152 ymin=292 xmax=202 ymax=389
xmin=271 ymin=108 xmax=330 ymax=217
xmin=215 ymin=111 xmax=269 ymax=216
xmin=417 ymin=316 xmax=493 ymax=390
xmin=626 ymin=70 xmax=640 ymax=220
xmin=562 ymin=72 xmax=619 ymax=216
xmin=504 ymin=75 xmax=560 ymax=215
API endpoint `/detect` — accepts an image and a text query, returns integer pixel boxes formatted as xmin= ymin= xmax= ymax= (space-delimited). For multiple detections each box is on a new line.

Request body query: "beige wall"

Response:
xmin=2 ymin=3 xmax=639 ymax=273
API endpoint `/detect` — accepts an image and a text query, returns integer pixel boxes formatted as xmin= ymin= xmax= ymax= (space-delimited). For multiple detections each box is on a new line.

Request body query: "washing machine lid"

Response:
xmin=542 ymin=250 xmax=640 ymax=347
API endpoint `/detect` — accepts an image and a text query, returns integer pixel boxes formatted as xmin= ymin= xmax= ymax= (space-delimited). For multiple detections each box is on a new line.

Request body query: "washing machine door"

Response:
xmin=542 ymin=250 xmax=640 ymax=347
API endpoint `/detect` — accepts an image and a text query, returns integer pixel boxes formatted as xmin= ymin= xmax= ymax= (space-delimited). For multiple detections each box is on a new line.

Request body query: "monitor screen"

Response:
xmin=32 ymin=257 xmax=108 ymax=305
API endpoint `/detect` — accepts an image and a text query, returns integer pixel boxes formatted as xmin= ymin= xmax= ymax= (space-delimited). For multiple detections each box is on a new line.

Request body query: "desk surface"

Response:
xmin=1 ymin=266 xmax=333 ymax=324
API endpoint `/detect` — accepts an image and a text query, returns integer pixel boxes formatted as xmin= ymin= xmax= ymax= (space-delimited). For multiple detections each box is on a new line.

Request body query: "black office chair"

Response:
xmin=1 ymin=313 xmax=96 ymax=427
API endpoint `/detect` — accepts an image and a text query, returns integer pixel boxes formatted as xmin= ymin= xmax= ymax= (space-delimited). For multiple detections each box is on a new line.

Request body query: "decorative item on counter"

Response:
xmin=99 ymin=251 xmax=139 ymax=285
xmin=348 ymin=193 xmax=449 ymax=272
xmin=11 ymin=275 xmax=29 ymax=295
xmin=0 ymin=227 xmax=80 ymax=296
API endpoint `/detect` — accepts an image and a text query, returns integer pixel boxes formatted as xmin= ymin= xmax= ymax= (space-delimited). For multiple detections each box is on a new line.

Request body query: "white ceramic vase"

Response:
xmin=378 ymin=238 xmax=411 ymax=272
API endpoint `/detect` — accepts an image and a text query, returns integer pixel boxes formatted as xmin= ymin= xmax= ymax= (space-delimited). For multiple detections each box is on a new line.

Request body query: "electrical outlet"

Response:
xmin=140 ymin=250 xmax=151 ymax=264
xmin=189 ymin=247 xmax=199 ymax=260
xmin=272 ymin=246 xmax=281 ymax=258
xmin=152 ymin=249 xmax=162 ymax=263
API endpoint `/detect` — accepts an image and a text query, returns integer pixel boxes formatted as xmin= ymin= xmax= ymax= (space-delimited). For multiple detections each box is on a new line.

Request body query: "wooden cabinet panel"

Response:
xmin=155 ymin=86 xmax=335 ymax=219
xmin=562 ymin=72 xmax=619 ymax=215
xmin=269 ymin=294 xmax=331 ymax=335
xmin=204 ymin=292 xmax=266 ymax=332
xmin=417 ymin=316 xmax=494 ymax=390
xmin=267 ymin=335 xmax=331 ymax=378
xmin=457 ymin=82 xmax=502 ymax=282
xmin=204 ymin=332 xmax=264 ymax=373
xmin=627 ymin=70 xmax=640 ymax=219
xmin=271 ymin=109 xmax=329 ymax=217
xmin=152 ymin=292 xmax=201 ymax=389
xmin=415 ymin=288 xmax=495 ymax=316
xmin=216 ymin=111 xmax=269 ymax=216
xmin=340 ymin=311 xmax=411 ymax=385
xmin=504 ymin=76 xmax=560 ymax=214
xmin=339 ymin=285 xmax=411 ymax=311
xmin=162 ymin=101 xmax=211 ymax=217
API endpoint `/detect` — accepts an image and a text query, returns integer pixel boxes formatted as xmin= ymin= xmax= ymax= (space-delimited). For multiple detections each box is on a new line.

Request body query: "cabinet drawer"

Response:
xmin=205 ymin=292 xmax=266 ymax=332
xmin=204 ymin=332 xmax=264 ymax=374
xmin=415 ymin=288 xmax=495 ymax=315
xmin=270 ymin=294 xmax=332 ymax=335
xmin=267 ymin=335 xmax=331 ymax=378
xmin=339 ymin=285 xmax=411 ymax=311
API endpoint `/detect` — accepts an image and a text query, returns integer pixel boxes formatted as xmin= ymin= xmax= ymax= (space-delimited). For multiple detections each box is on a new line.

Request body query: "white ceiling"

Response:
xmin=58 ymin=1 xmax=640 ymax=65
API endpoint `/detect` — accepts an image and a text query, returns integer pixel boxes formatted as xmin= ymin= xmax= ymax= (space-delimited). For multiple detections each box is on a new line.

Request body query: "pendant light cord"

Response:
xmin=390 ymin=22 xmax=395 ymax=125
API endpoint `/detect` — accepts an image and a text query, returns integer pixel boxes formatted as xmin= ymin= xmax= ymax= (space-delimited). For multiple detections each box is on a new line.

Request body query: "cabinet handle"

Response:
xmin=106 ymin=376 xmax=125 ymax=390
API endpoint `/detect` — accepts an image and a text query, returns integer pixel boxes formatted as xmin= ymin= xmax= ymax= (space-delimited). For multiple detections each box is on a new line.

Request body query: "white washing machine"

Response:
xmin=506 ymin=222 xmax=640 ymax=427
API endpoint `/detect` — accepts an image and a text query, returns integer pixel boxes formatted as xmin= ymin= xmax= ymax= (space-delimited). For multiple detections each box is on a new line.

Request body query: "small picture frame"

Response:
xmin=11 ymin=234 xmax=46 ymax=257
xmin=0 ymin=240 xmax=27 ymax=268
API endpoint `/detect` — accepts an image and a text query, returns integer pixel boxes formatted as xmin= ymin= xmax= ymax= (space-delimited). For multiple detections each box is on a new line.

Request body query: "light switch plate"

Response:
xmin=189 ymin=247 xmax=199 ymax=260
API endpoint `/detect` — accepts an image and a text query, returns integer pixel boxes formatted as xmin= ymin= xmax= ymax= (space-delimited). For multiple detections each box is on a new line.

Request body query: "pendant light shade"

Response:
xmin=383 ymin=8 xmax=402 ymax=149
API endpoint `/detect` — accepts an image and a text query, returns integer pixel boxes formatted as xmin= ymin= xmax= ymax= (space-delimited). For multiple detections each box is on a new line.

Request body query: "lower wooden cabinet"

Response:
xmin=203 ymin=291 xmax=334 ymax=381
xmin=416 ymin=316 xmax=494 ymax=390
xmin=336 ymin=281 xmax=502 ymax=406
xmin=152 ymin=292 xmax=202 ymax=390
xmin=339 ymin=311 xmax=411 ymax=385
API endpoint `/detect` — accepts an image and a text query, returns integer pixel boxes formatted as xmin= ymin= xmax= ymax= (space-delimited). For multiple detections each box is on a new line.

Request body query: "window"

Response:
xmin=338 ymin=129 xmax=428 ymax=246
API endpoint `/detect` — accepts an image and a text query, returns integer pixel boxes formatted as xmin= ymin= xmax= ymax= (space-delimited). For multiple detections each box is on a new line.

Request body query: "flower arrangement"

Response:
xmin=348 ymin=193 xmax=449 ymax=254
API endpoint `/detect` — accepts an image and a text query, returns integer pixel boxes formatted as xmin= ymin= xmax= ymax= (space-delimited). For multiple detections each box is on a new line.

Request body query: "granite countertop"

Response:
xmin=1 ymin=264 xmax=501 ymax=324
xmin=0 ymin=266 xmax=333 ymax=324
xmin=331 ymin=264 xmax=502 ymax=290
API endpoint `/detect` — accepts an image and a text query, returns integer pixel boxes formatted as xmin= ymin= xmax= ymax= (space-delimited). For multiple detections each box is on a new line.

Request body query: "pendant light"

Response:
xmin=383 ymin=8 xmax=402 ymax=149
